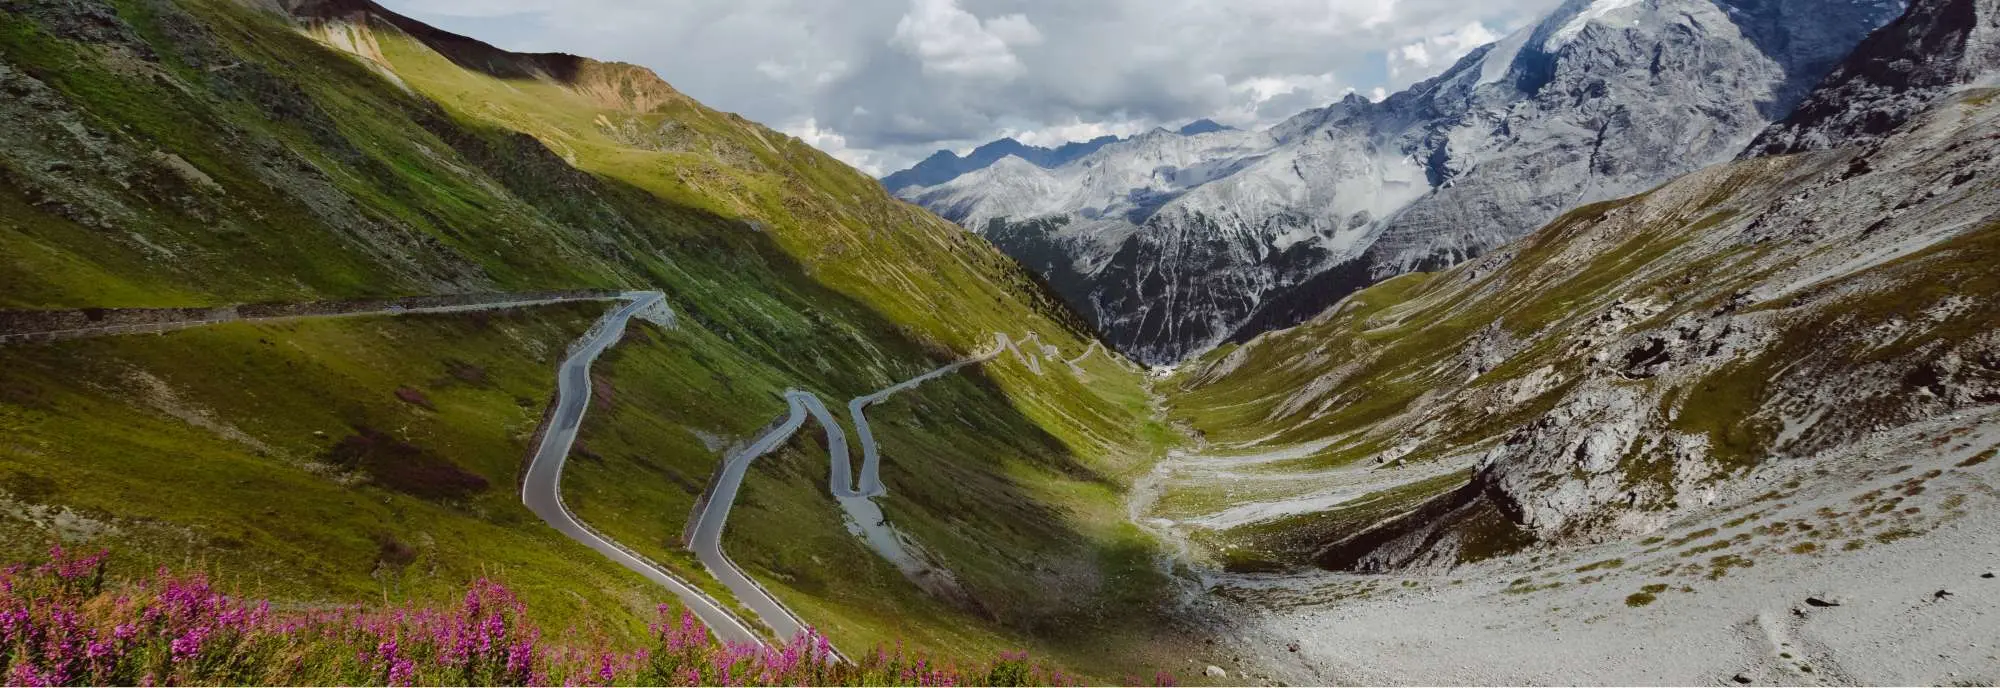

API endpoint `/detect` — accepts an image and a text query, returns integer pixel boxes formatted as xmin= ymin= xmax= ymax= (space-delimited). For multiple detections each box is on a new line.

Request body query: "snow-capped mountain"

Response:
xmin=898 ymin=0 xmax=1907 ymax=365
xmin=880 ymin=119 xmax=1235 ymax=194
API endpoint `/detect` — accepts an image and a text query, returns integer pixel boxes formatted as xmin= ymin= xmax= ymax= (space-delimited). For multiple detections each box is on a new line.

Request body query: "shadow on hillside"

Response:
xmin=11 ymin=0 xmax=1187 ymax=670
xmin=295 ymin=0 xmax=592 ymax=84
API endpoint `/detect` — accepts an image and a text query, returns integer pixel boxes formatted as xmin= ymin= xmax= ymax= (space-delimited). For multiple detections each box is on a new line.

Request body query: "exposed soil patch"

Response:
xmin=436 ymin=358 xmax=489 ymax=388
xmin=325 ymin=426 xmax=487 ymax=500
xmin=374 ymin=532 xmax=419 ymax=571
xmin=393 ymin=386 xmax=435 ymax=410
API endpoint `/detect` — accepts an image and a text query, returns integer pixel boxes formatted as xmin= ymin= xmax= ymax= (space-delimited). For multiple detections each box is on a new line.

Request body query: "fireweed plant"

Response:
xmin=0 ymin=548 xmax=1170 ymax=686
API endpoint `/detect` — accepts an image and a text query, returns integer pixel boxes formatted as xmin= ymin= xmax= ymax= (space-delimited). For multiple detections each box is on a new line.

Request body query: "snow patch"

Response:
xmin=1479 ymin=25 xmax=1534 ymax=86
xmin=1547 ymin=0 xmax=1642 ymax=49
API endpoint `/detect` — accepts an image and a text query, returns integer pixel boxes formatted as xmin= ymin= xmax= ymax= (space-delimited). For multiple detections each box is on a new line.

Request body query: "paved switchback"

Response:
xmin=686 ymin=333 xmax=1084 ymax=644
xmin=519 ymin=292 xmax=765 ymax=645
xmin=6 ymin=290 xmax=767 ymax=644
xmin=25 ymin=292 xmax=1112 ymax=651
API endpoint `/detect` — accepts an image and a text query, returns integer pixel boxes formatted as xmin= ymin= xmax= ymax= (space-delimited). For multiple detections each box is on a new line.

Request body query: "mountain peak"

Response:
xmin=971 ymin=138 xmax=1031 ymax=155
xmin=283 ymin=0 xmax=688 ymax=113
xmin=1177 ymin=119 xmax=1233 ymax=136
xmin=918 ymin=148 xmax=963 ymax=164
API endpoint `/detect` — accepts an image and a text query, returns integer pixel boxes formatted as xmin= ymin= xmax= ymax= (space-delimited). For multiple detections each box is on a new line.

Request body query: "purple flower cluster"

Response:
xmin=0 ymin=548 xmax=1148 ymax=686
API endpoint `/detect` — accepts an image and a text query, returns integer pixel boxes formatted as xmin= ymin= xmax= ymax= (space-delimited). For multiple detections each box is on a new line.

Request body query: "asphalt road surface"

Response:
xmin=519 ymin=292 xmax=764 ymax=645
xmin=684 ymin=333 xmax=1038 ymax=645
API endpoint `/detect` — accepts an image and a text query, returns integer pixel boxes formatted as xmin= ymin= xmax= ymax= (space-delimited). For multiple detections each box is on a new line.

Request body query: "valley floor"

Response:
xmin=1176 ymin=409 xmax=2000 ymax=685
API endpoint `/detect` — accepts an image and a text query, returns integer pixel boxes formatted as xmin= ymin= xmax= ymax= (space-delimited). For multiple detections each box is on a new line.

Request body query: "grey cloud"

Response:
xmin=378 ymin=0 xmax=1562 ymax=173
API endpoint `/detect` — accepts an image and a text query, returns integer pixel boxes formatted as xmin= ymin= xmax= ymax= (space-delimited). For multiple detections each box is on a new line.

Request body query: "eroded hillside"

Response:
xmin=1163 ymin=89 xmax=2000 ymax=573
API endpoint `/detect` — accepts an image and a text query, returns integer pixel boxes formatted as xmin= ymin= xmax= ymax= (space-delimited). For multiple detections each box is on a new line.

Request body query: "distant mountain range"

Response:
xmin=887 ymin=0 xmax=1909 ymax=364
xmin=879 ymin=119 xmax=1233 ymax=193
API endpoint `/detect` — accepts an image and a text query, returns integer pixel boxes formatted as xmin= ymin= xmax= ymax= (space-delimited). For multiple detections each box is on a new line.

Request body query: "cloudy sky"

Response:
xmin=375 ymin=0 xmax=1563 ymax=175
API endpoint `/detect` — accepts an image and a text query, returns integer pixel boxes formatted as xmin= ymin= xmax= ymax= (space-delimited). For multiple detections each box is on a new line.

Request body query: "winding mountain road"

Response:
xmin=27 ymin=289 xmax=1106 ymax=651
xmin=520 ymin=300 xmax=1078 ymax=647
xmin=14 ymin=290 xmax=767 ymax=643
xmin=519 ymin=291 xmax=764 ymax=645
xmin=686 ymin=333 xmax=1069 ymax=643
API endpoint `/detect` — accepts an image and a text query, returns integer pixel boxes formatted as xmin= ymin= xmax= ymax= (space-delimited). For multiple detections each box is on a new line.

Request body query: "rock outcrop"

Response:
xmin=1748 ymin=0 xmax=2000 ymax=156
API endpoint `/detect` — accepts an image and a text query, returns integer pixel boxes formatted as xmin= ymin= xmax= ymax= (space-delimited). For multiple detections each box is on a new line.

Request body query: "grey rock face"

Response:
xmin=903 ymin=0 xmax=1904 ymax=365
xmin=1747 ymin=0 xmax=2000 ymax=156
xmin=1363 ymin=0 xmax=1906 ymax=274
xmin=1478 ymin=381 xmax=1651 ymax=538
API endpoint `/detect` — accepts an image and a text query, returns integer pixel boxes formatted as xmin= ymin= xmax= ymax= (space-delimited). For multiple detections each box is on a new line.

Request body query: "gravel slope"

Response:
xmin=1202 ymin=409 xmax=2000 ymax=685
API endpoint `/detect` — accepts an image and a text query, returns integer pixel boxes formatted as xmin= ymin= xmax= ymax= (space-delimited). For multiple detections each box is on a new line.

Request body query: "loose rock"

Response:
xmin=1733 ymin=672 xmax=1754 ymax=684
xmin=1805 ymin=595 xmax=1842 ymax=608
xmin=1205 ymin=665 xmax=1227 ymax=679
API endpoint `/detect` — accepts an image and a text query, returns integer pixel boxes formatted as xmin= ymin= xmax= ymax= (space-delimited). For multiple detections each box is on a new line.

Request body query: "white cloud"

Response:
xmin=1387 ymin=21 xmax=1503 ymax=86
xmin=1004 ymin=119 xmax=1152 ymax=148
xmin=781 ymin=118 xmax=892 ymax=175
xmin=1234 ymin=74 xmax=1337 ymax=103
xmin=1209 ymin=72 xmax=1346 ymax=126
xmin=984 ymin=14 xmax=1045 ymax=47
xmin=376 ymin=0 xmax=1564 ymax=174
xmin=890 ymin=0 xmax=1041 ymax=79
xmin=756 ymin=59 xmax=850 ymax=88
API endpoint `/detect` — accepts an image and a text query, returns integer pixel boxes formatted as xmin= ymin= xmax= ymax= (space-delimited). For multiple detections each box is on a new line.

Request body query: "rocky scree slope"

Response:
xmin=0 ymin=0 xmax=1176 ymax=673
xmin=1748 ymin=0 xmax=2000 ymax=155
xmin=900 ymin=0 xmax=1905 ymax=365
xmin=1165 ymin=82 xmax=2000 ymax=574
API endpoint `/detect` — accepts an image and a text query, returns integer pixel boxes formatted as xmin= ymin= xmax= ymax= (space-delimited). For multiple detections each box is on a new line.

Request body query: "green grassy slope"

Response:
xmin=0 ymin=305 xmax=680 ymax=637
xmin=0 ymin=0 xmax=1179 ymax=679
xmin=560 ymin=320 xmax=1187 ymax=676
